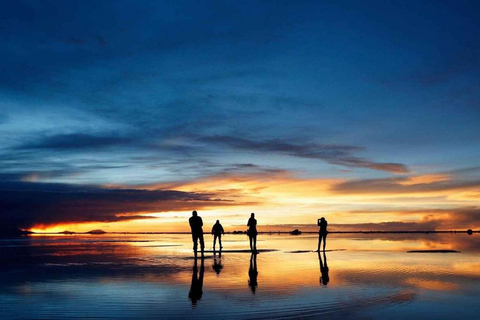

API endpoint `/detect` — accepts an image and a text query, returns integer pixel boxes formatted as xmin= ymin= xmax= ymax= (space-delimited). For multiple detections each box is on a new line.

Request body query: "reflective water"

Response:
xmin=1 ymin=233 xmax=479 ymax=319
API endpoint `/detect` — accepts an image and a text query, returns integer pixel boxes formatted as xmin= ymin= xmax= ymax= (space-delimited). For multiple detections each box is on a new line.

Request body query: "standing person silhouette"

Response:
xmin=189 ymin=210 xmax=204 ymax=256
xmin=247 ymin=213 xmax=257 ymax=252
xmin=317 ymin=217 xmax=328 ymax=252
xmin=211 ymin=220 xmax=224 ymax=251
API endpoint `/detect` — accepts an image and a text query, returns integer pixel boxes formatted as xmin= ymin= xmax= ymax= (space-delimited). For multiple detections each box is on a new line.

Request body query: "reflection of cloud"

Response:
xmin=405 ymin=277 xmax=458 ymax=291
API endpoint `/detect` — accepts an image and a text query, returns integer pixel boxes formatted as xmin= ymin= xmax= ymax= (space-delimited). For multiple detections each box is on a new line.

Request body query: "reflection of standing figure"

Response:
xmin=317 ymin=217 xmax=328 ymax=252
xmin=248 ymin=253 xmax=258 ymax=294
xmin=318 ymin=251 xmax=329 ymax=286
xmin=247 ymin=213 xmax=257 ymax=252
xmin=189 ymin=257 xmax=205 ymax=306
xmin=211 ymin=220 xmax=225 ymax=251
xmin=189 ymin=210 xmax=205 ymax=256
xmin=212 ymin=251 xmax=223 ymax=275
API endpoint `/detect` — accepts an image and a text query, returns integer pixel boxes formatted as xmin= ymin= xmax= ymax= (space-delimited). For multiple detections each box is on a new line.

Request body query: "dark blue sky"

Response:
xmin=1 ymin=0 xmax=479 ymax=230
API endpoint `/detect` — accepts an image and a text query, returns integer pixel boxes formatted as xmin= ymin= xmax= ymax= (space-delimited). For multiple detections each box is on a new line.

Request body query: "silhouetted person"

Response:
xmin=212 ymin=251 xmax=223 ymax=275
xmin=211 ymin=220 xmax=225 ymax=251
xmin=248 ymin=252 xmax=258 ymax=294
xmin=318 ymin=251 xmax=329 ymax=286
xmin=189 ymin=256 xmax=205 ymax=306
xmin=317 ymin=217 xmax=328 ymax=252
xmin=247 ymin=213 xmax=257 ymax=252
xmin=189 ymin=210 xmax=204 ymax=256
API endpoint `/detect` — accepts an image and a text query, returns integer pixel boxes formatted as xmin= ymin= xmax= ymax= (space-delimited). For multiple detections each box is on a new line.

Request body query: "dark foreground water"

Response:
xmin=1 ymin=233 xmax=479 ymax=319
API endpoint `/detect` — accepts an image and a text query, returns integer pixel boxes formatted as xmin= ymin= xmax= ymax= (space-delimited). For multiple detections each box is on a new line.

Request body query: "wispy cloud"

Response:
xmin=201 ymin=135 xmax=409 ymax=173
xmin=332 ymin=176 xmax=480 ymax=195
xmin=18 ymin=133 xmax=135 ymax=150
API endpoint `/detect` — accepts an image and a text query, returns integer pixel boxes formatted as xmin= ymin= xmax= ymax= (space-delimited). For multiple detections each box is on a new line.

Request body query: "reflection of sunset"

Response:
xmin=3 ymin=232 xmax=480 ymax=319
xmin=404 ymin=278 xmax=458 ymax=291
xmin=104 ymin=234 xmax=480 ymax=294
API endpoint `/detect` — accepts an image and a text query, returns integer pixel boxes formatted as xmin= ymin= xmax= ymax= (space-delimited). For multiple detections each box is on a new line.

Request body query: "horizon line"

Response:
xmin=28 ymin=229 xmax=478 ymax=235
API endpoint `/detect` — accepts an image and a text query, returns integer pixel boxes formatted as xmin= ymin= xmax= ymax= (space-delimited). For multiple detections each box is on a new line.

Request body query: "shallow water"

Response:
xmin=1 ymin=233 xmax=479 ymax=319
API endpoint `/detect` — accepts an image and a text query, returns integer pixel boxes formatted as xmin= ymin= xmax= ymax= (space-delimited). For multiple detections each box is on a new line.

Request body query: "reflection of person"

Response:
xmin=212 ymin=251 xmax=223 ymax=275
xmin=211 ymin=220 xmax=225 ymax=251
xmin=247 ymin=213 xmax=257 ymax=252
xmin=189 ymin=210 xmax=204 ymax=256
xmin=318 ymin=251 xmax=329 ymax=286
xmin=189 ymin=256 xmax=205 ymax=306
xmin=317 ymin=217 xmax=328 ymax=252
xmin=248 ymin=253 xmax=258 ymax=294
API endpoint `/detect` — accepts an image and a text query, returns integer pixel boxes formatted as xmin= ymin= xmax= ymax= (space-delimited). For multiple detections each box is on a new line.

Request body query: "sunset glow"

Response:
xmin=1 ymin=0 xmax=479 ymax=234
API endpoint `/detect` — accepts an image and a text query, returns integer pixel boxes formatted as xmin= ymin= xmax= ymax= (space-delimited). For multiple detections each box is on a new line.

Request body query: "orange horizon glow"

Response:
xmin=28 ymin=171 xmax=480 ymax=233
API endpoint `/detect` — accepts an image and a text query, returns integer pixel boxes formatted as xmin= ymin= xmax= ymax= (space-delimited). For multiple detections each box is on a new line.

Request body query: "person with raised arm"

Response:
xmin=317 ymin=217 xmax=328 ymax=252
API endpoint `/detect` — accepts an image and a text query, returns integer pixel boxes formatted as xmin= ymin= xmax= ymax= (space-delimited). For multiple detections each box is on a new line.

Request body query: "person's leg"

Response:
xmin=213 ymin=235 xmax=217 ymax=251
xmin=317 ymin=233 xmax=321 ymax=251
xmin=192 ymin=233 xmax=198 ymax=252
xmin=253 ymin=235 xmax=257 ymax=251
xmin=199 ymin=233 xmax=205 ymax=255
xmin=322 ymin=234 xmax=327 ymax=251
xmin=218 ymin=234 xmax=222 ymax=249
xmin=249 ymin=235 xmax=253 ymax=251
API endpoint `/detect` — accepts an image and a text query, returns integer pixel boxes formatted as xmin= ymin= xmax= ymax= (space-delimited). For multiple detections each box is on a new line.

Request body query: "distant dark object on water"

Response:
xmin=0 ymin=228 xmax=33 ymax=237
xmin=290 ymin=229 xmax=302 ymax=235
xmin=467 ymin=229 xmax=473 ymax=235
xmin=86 ymin=229 xmax=107 ymax=234
xmin=232 ymin=230 xmax=247 ymax=234
xmin=60 ymin=230 xmax=75 ymax=235
xmin=407 ymin=250 xmax=460 ymax=253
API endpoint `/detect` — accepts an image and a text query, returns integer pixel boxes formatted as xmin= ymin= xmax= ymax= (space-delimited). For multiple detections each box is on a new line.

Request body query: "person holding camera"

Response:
xmin=317 ymin=217 xmax=328 ymax=252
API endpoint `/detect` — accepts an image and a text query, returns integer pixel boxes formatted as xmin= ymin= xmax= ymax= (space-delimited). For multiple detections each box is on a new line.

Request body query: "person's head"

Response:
xmin=216 ymin=220 xmax=220 ymax=224
xmin=192 ymin=210 xmax=197 ymax=217
xmin=320 ymin=217 xmax=325 ymax=221
xmin=251 ymin=213 xmax=255 ymax=218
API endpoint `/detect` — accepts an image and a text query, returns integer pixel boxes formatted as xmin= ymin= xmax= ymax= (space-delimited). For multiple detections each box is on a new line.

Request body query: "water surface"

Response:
xmin=1 ymin=233 xmax=479 ymax=319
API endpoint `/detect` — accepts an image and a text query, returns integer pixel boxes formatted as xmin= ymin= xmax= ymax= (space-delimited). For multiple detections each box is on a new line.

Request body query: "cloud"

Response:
xmin=0 ymin=181 xmax=233 ymax=229
xmin=333 ymin=208 xmax=480 ymax=232
xmin=409 ymin=39 xmax=480 ymax=86
xmin=18 ymin=133 xmax=135 ymax=150
xmin=200 ymin=135 xmax=408 ymax=173
xmin=257 ymin=207 xmax=480 ymax=232
xmin=0 ymin=113 xmax=8 ymax=124
xmin=332 ymin=175 xmax=480 ymax=195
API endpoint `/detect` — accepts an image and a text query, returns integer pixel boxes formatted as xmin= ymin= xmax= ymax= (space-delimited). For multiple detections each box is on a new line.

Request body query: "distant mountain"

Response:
xmin=0 ymin=228 xmax=34 ymax=237
xmin=60 ymin=230 xmax=75 ymax=235
xmin=86 ymin=229 xmax=107 ymax=234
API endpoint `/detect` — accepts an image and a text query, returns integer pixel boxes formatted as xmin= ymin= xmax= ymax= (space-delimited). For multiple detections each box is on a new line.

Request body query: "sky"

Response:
xmin=1 ymin=0 xmax=479 ymax=232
